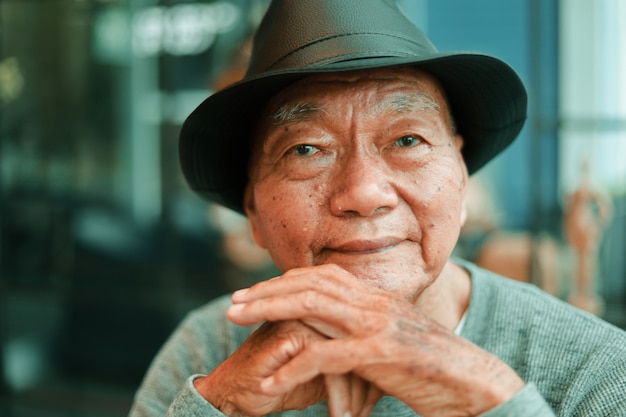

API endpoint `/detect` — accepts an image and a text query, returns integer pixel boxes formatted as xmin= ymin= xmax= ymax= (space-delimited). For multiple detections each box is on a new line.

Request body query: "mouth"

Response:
xmin=328 ymin=236 xmax=405 ymax=255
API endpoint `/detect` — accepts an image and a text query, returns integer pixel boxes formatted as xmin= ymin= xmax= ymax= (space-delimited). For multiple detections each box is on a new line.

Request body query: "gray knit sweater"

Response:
xmin=129 ymin=260 xmax=626 ymax=416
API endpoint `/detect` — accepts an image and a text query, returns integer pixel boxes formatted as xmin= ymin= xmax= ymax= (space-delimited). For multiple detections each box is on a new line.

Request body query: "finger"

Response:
xmin=261 ymin=338 xmax=357 ymax=396
xmin=358 ymin=385 xmax=384 ymax=417
xmin=231 ymin=266 xmax=340 ymax=303
xmin=349 ymin=373 xmax=367 ymax=417
xmin=232 ymin=264 xmax=374 ymax=305
xmin=228 ymin=289 xmax=385 ymax=339
xmin=229 ymin=289 xmax=351 ymax=326
xmin=325 ymin=374 xmax=350 ymax=417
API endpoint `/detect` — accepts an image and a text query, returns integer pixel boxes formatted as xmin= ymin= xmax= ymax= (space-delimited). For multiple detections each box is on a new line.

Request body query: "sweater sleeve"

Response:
xmin=165 ymin=376 xmax=227 ymax=417
xmin=457 ymin=259 xmax=626 ymax=417
xmin=129 ymin=296 xmax=244 ymax=417
xmin=480 ymin=384 xmax=556 ymax=417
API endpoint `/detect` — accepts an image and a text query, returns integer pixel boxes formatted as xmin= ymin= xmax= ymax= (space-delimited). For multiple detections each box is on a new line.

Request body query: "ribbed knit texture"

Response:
xmin=129 ymin=260 xmax=626 ymax=416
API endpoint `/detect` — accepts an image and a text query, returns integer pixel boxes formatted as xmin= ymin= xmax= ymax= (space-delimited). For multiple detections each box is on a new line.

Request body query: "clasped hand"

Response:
xmin=195 ymin=264 xmax=524 ymax=417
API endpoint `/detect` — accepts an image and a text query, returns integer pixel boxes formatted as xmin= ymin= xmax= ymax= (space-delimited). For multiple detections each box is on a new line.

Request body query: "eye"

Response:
xmin=291 ymin=144 xmax=319 ymax=157
xmin=394 ymin=135 xmax=422 ymax=148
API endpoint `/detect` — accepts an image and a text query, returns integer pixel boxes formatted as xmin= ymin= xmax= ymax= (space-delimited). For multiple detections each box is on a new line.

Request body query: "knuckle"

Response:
xmin=306 ymin=340 xmax=326 ymax=357
xmin=301 ymin=290 xmax=320 ymax=312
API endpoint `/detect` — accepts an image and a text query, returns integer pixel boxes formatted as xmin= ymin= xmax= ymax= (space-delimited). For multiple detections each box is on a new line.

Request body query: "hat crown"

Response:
xmin=247 ymin=0 xmax=437 ymax=75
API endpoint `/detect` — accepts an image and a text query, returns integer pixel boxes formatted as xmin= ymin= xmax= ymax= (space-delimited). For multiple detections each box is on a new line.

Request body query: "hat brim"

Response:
xmin=179 ymin=53 xmax=527 ymax=214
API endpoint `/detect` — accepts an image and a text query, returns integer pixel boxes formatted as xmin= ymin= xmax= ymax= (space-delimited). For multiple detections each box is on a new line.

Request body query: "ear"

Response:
xmin=243 ymin=184 xmax=268 ymax=249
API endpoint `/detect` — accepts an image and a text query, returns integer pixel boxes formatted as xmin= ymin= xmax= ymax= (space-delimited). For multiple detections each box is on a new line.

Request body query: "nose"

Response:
xmin=329 ymin=151 xmax=399 ymax=217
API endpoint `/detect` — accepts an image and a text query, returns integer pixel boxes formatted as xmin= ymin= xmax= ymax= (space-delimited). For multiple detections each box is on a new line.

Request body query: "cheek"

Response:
xmin=251 ymin=181 xmax=327 ymax=269
xmin=409 ymin=160 xmax=466 ymax=261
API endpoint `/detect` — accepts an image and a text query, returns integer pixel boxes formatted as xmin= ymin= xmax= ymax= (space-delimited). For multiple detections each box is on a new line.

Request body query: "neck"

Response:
xmin=414 ymin=260 xmax=471 ymax=331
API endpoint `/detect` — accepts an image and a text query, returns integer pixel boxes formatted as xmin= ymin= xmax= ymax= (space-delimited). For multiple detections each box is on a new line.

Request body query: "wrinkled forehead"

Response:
xmin=254 ymin=66 xmax=450 ymax=134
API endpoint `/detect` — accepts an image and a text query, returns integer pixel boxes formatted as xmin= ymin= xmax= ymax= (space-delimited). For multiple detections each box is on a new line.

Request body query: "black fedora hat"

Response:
xmin=179 ymin=0 xmax=527 ymax=214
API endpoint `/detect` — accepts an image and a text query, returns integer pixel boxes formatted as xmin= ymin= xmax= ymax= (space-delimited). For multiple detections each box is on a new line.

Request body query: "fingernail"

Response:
xmin=227 ymin=303 xmax=244 ymax=314
xmin=232 ymin=288 xmax=249 ymax=299
xmin=343 ymin=412 xmax=351 ymax=417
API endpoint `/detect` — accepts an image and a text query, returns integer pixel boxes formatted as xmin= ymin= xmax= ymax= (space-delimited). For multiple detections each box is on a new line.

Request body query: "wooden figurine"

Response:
xmin=564 ymin=161 xmax=612 ymax=315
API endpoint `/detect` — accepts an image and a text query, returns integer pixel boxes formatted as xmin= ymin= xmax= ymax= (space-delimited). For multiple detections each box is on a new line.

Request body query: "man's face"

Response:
xmin=244 ymin=67 xmax=468 ymax=301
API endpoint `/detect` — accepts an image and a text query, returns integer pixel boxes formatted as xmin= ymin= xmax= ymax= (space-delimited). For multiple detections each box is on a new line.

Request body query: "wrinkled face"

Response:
xmin=244 ymin=67 xmax=468 ymax=301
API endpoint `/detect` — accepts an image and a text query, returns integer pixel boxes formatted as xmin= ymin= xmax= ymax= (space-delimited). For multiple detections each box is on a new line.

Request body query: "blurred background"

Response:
xmin=0 ymin=0 xmax=625 ymax=415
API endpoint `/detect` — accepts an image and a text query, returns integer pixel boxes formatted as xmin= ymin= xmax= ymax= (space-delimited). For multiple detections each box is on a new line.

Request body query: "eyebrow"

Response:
xmin=374 ymin=91 xmax=440 ymax=115
xmin=270 ymin=102 xmax=327 ymax=126
xmin=268 ymin=91 xmax=441 ymax=127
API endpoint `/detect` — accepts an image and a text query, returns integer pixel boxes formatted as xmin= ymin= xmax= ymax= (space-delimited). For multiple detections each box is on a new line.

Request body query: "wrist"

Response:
xmin=473 ymin=372 xmax=525 ymax=415
xmin=193 ymin=374 xmax=239 ymax=416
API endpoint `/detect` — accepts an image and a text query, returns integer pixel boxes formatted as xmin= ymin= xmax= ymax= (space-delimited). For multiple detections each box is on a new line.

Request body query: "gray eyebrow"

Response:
xmin=270 ymin=102 xmax=328 ymax=125
xmin=374 ymin=91 xmax=440 ymax=114
xmin=269 ymin=91 xmax=440 ymax=126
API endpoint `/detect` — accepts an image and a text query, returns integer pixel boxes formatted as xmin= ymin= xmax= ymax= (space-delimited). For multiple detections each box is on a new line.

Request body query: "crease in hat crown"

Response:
xmin=247 ymin=0 xmax=437 ymax=74
xmin=178 ymin=0 xmax=528 ymax=215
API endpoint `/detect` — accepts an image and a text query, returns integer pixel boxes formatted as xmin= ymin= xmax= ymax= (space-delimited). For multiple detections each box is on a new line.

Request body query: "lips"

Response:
xmin=330 ymin=236 xmax=404 ymax=254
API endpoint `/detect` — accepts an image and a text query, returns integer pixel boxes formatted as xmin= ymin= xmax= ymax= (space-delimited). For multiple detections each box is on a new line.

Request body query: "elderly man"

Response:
xmin=130 ymin=1 xmax=626 ymax=416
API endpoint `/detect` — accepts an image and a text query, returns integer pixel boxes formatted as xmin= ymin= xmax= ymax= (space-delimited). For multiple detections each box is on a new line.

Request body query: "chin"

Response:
xmin=336 ymin=261 xmax=430 ymax=300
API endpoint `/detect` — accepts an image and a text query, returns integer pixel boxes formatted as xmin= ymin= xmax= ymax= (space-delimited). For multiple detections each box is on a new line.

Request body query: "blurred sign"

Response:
xmin=133 ymin=2 xmax=241 ymax=56
xmin=94 ymin=2 xmax=241 ymax=61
